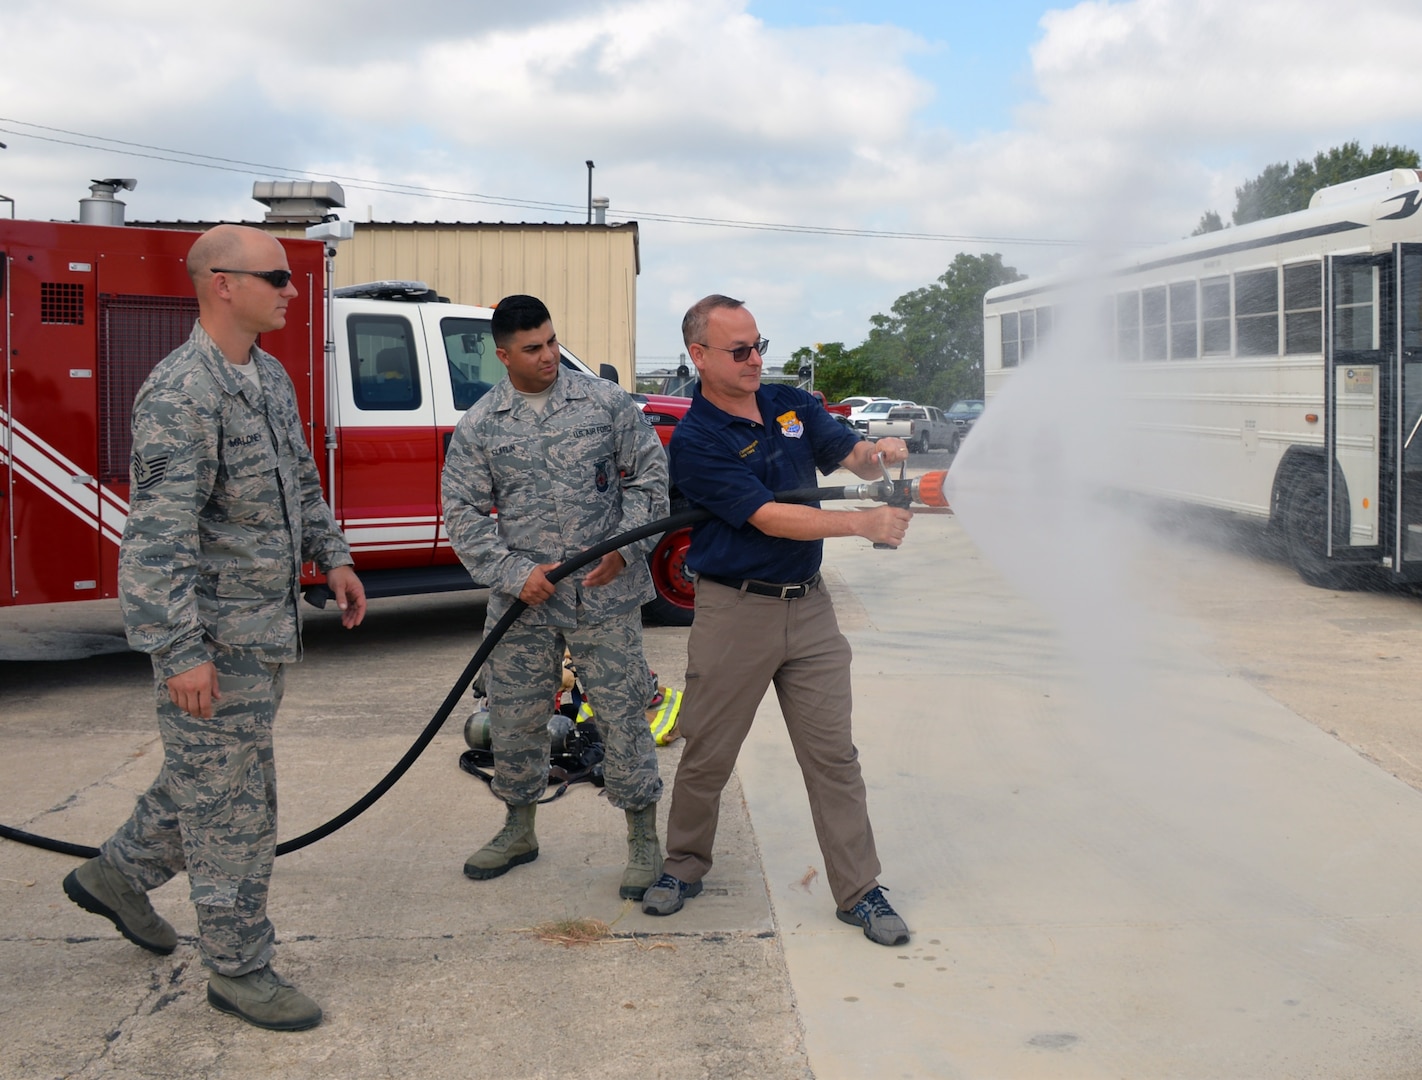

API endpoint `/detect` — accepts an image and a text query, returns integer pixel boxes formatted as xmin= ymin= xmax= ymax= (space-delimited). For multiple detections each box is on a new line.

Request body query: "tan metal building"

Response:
xmin=135 ymin=182 xmax=641 ymax=385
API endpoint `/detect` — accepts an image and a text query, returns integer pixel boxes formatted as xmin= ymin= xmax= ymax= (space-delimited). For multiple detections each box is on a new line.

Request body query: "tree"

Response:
xmin=1230 ymin=141 xmax=1419 ymax=225
xmin=1191 ymin=209 xmax=1225 ymax=236
xmin=853 ymin=253 xmax=1024 ymax=406
xmin=790 ymin=342 xmax=874 ymax=403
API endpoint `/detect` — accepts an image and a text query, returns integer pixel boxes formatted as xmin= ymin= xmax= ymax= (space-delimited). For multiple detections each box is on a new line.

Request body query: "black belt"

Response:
xmin=698 ymin=573 xmax=821 ymax=600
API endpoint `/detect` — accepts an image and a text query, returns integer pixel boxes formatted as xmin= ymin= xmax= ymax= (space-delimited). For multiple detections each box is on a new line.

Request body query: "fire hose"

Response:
xmin=0 ymin=467 xmax=948 ymax=860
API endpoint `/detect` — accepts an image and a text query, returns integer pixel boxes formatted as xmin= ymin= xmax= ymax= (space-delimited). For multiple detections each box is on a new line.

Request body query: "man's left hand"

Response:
xmin=875 ymin=438 xmax=910 ymax=465
xmin=327 ymin=565 xmax=367 ymax=628
xmin=582 ymin=550 xmax=627 ymax=587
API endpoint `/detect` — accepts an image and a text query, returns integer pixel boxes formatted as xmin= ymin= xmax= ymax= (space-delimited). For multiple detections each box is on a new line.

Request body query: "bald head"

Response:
xmin=186 ymin=224 xmax=297 ymax=361
xmin=187 ymin=225 xmax=284 ymax=288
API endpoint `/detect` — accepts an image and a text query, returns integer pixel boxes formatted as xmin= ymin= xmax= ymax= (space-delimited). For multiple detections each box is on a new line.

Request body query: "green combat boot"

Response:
xmin=463 ymin=802 xmax=539 ymax=880
xmin=207 ymin=966 xmax=322 ymax=1031
xmin=619 ymin=804 xmax=663 ymax=900
xmin=63 ymin=856 xmax=177 ymax=955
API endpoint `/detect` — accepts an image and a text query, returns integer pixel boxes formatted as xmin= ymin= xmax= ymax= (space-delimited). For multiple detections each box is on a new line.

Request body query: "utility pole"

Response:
xmin=586 ymin=160 xmax=594 ymax=224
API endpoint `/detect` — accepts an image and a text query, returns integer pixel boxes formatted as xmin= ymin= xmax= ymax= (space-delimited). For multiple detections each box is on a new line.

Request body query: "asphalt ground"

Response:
xmin=8 ymin=457 xmax=1422 ymax=1077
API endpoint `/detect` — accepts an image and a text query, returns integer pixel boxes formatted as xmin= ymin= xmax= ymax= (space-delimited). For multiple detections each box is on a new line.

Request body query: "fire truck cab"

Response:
xmin=1 ymin=219 xmax=695 ymax=625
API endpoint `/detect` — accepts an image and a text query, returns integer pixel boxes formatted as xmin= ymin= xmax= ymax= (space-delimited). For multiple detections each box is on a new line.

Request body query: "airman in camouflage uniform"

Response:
xmin=62 ymin=225 xmax=366 ymax=1032
xmin=442 ymin=294 xmax=668 ymax=899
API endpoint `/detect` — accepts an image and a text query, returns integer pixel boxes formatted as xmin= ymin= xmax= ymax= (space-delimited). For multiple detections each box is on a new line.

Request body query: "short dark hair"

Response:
xmin=491 ymin=294 xmax=553 ymax=349
xmin=682 ymin=294 xmax=744 ymax=348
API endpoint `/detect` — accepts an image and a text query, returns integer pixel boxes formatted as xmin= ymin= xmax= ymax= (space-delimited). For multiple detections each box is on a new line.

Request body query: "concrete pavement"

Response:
xmin=7 ymin=479 xmax=1422 ymax=1076
xmin=750 ymin=499 xmax=1422 ymax=1078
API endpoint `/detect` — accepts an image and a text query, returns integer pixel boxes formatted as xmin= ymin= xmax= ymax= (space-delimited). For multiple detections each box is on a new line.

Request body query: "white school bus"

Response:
xmin=982 ymin=168 xmax=1422 ymax=589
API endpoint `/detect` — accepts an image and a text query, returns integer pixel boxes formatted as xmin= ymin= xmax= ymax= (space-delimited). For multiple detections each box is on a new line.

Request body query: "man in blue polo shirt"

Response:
xmin=642 ymin=294 xmax=914 ymax=946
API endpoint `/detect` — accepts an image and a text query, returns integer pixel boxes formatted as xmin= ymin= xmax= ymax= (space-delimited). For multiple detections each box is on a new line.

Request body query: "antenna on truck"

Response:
xmin=305 ymin=219 xmax=356 ymax=515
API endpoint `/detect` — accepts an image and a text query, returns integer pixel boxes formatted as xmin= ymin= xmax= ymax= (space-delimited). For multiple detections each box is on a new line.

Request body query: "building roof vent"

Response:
xmin=252 ymin=180 xmax=346 ymax=223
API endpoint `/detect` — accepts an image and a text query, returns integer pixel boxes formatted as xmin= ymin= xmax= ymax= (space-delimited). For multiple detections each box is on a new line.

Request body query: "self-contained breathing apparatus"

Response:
xmin=457 ymin=654 xmax=685 ymax=803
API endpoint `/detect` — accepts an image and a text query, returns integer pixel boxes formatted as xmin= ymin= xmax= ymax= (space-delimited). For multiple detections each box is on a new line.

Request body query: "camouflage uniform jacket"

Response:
xmin=442 ymin=369 xmax=669 ymax=628
xmin=119 ymin=321 xmax=354 ymax=679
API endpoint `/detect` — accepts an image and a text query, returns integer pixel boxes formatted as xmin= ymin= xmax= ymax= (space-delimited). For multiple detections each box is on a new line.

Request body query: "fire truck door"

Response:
xmin=335 ymin=309 xmax=440 ymax=568
xmin=5 ymin=246 xmax=104 ymax=604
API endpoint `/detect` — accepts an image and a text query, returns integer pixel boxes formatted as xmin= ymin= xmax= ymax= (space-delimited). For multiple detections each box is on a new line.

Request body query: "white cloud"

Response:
xmin=4 ymin=0 xmax=1422 ymax=368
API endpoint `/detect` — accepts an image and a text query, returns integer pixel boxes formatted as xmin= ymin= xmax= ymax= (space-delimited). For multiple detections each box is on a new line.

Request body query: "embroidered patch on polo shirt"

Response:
xmin=776 ymin=411 xmax=804 ymax=439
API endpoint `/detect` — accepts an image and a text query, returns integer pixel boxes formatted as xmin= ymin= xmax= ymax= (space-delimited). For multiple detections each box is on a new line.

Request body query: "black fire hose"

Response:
xmin=1 ymin=474 xmax=941 ymax=860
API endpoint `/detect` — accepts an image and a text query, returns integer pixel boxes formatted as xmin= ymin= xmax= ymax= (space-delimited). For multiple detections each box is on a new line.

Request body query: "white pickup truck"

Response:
xmin=866 ymin=404 xmax=956 ymax=452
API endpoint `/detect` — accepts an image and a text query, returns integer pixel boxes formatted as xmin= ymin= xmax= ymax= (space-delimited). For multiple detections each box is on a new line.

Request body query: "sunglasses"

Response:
xmin=697 ymin=337 xmax=768 ymax=364
xmin=211 ymin=268 xmax=293 ymax=288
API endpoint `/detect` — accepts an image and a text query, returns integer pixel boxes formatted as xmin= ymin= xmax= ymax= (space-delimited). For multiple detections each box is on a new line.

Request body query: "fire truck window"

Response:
xmin=349 ymin=315 xmax=422 ymax=411
xmin=440 ymin=317 xmax=498 ymax=410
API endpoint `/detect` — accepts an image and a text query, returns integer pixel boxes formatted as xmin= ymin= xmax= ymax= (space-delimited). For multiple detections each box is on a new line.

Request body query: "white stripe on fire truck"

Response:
xmin=339 ymin=518 xmax=439 ymax=546
xmin=1 ymin=410 xmax=126 ymax=546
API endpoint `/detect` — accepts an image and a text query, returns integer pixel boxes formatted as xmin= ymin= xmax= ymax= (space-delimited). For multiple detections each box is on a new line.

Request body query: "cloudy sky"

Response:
xmin=4 ymin=0 xmax=1422 ymax=373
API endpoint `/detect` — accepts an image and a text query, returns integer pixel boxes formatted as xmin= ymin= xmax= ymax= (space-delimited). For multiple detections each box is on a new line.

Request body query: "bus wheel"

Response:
xmin=1283 ymin=470 xmax=1362 ymax=590
xmin=642 ymin=510 xmax=695 ymax=626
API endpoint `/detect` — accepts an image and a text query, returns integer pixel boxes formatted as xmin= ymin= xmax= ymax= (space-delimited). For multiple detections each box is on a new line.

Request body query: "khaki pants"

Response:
xmin=663 ymin=577 xmax=881 ymax=910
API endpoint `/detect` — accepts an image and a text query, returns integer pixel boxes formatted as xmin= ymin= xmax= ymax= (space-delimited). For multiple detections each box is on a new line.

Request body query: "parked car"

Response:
xmin=867 ymin=405 xmax=956 ymax=452
xmin=945 ymin=398 xmax=985 ymax=452
xmin=849 ymin=398 xmax=911 ymax=433
xmin=632 ymin=392 xmax=692 ymax=448
xmin=809 ymin=389 xmax=852 ymax=418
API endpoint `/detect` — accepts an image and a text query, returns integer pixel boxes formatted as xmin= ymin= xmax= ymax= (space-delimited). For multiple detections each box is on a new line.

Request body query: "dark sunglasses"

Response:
xmin=697 ymin=337 xmax=768 ymax=363
xmin=211 ymin=268 xmax=293 ymax=288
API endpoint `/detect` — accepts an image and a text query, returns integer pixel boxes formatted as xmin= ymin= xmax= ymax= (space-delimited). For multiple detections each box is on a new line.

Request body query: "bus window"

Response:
xmin=1334 ymin=264 xmax=1377 ymax=351
xmin=1001 ymin=311 xmax=1020 ymax=368
xmin=1117 ymin=291 xmax=1141 ymax=361
xmin=1201 ymin=276 xmax=1231 ymax=355
xmin=1283 ymin=263 xmax=1323 ymax=354
xmin=1142 ymin=286 xmax=1167 ymax=361
xmin=1405 ymin=252 xmax=1422 ymax=351
xmin=1236 ymin=268 xmax=1279 ymax=356
xmin=1020 ymin=309 xmax=1037 ymax=362
xmin=1169 ymin=281 xmax=1198 ymax=359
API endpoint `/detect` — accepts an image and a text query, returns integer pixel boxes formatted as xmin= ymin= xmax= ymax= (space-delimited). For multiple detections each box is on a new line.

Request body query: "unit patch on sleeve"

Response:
xmin=132 ymin=451 xmax=170 ymax=492
xmin=776 ymin=410 xmax=804 ymax=439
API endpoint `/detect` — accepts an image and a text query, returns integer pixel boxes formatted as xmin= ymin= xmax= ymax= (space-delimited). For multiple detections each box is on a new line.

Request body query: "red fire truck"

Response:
xmin=0 ymin=218 xmax=696 ymax=625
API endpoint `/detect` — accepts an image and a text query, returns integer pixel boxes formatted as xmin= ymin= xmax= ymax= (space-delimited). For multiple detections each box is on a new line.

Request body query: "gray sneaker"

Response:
xmin=208 ymin=967 xmax=323 ymax=1031
xmin=63 ymin=857 xmax=177 ymax=955
xmin=641 ymin=872 xmax=702 ymax=916
xmin=836 ymin=885 xmax=910 ymax=946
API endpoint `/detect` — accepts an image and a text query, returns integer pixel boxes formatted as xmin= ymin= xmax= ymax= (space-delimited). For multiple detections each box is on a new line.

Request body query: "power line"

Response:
xmin=0 ymin=117 xmax=1084 ymax=247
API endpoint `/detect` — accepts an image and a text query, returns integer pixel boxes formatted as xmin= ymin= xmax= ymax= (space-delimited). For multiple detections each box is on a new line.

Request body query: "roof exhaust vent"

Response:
xmin=79 ymin=178 xmax=137 ymax=226
xmin=252 ymin=180 xmax=346 ymax=223
xmin=592 ymin=196 xmax=609 ymax=225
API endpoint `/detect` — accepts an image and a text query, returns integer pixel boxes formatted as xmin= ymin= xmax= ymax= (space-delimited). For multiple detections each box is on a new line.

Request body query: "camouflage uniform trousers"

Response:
xmin=102 ymin=644 xmax=285 ymax=977
xmin=486 ymin=609 xmax=662 ymax=811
